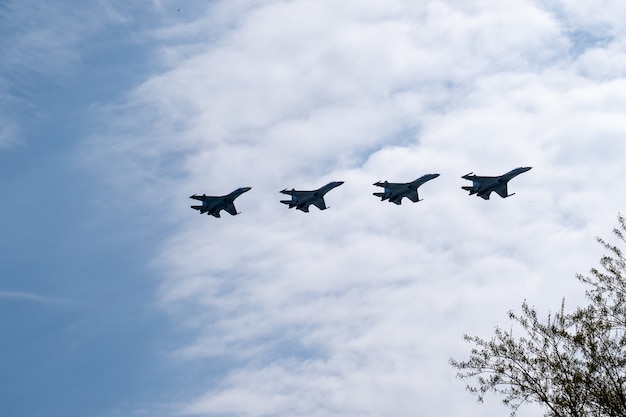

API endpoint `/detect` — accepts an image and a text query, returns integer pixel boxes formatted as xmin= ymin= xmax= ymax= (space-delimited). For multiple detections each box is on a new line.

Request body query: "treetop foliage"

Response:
xmin=450 ymin=214 xmax=626 ymax=417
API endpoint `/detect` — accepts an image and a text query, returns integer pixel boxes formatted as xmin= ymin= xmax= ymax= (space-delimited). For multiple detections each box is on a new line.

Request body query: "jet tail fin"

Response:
xmin=462 ymin=186 xmax=477 ymax=195
xmin=280 ymin=200 xmax=294 ymax=208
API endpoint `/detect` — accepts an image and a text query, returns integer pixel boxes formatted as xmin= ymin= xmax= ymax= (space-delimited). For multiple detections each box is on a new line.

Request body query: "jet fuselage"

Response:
xmin=373 ymin=173 xmax=440 ymax=204
xmin=280 ymin=181 xmax=344 ymax=212
xmin=190 ymin=187 xmax=252 ymax=217
xmin=462 ymin=167 xmax=531 ymax=199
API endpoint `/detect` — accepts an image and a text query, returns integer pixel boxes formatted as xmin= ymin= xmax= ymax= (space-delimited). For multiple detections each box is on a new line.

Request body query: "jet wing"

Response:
xmin=406 ymin=190 xmax=420 ymax=202
xmin=494 ymin=184 xmax=509 ymax=198
xmin=223 ymin=203 xmax=238 ymax=216
xmin=312 ymin=198 xmax=327 ymax=210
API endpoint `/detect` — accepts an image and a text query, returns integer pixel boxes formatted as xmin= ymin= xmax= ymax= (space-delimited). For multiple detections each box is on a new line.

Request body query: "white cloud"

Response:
xmin=90 ymin=0 xmax=626 ymax=416
xmin=0 ymin=290 xmax=67 ymax=304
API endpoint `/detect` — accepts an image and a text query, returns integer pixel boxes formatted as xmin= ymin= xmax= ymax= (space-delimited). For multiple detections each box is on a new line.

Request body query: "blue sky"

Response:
xmin=1 ymin=2 xmax=180 ymax=416
xmin=3 ymin=1 xmax=626 ymax=416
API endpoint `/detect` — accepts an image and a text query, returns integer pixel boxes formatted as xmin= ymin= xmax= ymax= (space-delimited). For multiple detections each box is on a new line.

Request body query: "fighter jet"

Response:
xmin=190 ymin=187 xmax=252 ymax=217
xmin=373 ymin=173 xmax=440 ymax=205
xmin=280 ymin=181 xmax=344 ymax=212
xmin=462 ymin=167 xmax=531 ymax=200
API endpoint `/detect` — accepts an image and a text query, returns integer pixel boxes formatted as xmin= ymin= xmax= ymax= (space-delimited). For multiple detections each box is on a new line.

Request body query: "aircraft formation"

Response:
xmin=190 ymin=167 xmax=532 ymax=217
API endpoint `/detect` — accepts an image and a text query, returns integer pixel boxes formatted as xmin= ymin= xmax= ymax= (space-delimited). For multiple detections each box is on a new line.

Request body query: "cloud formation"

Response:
xmin=90 ymin=1 xmax=626 ymax=416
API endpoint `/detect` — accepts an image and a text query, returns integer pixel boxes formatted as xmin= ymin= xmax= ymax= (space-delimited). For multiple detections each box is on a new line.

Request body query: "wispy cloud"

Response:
xmin=0 ymin=290 xmax=68 ymax=305
xmin=85 ymin=1 xmax=626 ymax=416
xmin=0 ymin=0 xmax=145 ymax=148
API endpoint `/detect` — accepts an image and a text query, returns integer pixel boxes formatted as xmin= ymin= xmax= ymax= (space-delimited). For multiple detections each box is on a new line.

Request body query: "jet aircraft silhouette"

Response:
xmin=373 ymin=173 xmax=440 ymax=205
xmin=190 ymin=187 xmax=252 ymax=217
xmin=462 ymin=167 xmax=531 ymax=200
xmin=280 ymin=181 xmax=344 ymax=212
